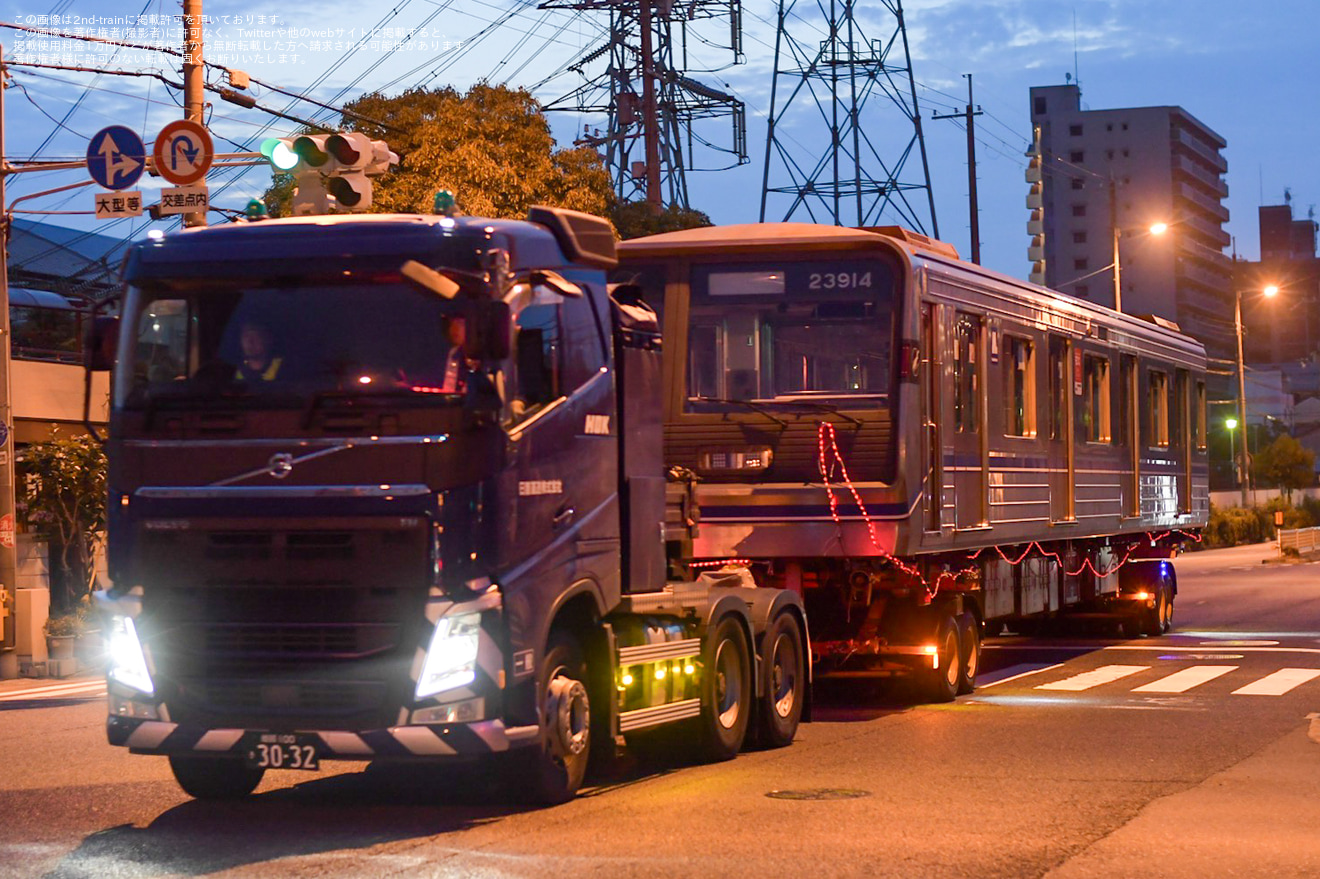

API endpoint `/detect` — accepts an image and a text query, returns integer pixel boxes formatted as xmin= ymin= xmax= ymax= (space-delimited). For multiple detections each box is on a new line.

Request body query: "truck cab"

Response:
xmin=92 ymin=207 xmax=806 ymax=803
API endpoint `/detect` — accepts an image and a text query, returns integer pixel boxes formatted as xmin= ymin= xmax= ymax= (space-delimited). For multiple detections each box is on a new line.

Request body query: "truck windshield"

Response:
xmin=115 ymin=278 xmax=474 ymax=410
xmin=685 ymin=258 xmax=897 ymax=413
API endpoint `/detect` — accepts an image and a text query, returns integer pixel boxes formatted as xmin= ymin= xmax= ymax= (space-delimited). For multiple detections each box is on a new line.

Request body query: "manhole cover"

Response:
xmin=766 ymin=788 xmax=871 ymax=800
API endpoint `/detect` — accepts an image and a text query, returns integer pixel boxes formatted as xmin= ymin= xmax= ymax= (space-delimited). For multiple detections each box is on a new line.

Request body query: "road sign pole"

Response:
xmin=0 ymin=45 xmax=22 ymax=667
xmin=182 ymin=0 xmax=206 ymax=228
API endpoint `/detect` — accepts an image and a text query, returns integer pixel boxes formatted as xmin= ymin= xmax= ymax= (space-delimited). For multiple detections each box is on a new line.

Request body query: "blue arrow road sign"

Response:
xmin=86 ymin=126 xmax=146 ymax=190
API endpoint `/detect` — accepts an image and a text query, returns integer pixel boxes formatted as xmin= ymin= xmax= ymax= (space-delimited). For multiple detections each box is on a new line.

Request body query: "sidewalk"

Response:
xmin=1045 ymin=718 xmax=1320 ymax=878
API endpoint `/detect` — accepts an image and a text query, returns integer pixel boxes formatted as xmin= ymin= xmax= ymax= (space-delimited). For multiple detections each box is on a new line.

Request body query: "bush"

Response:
xmin=1204 ymin=499 xmax=1317 ymax=548
xmin=43 ymin=614 xmax=84 ymax=638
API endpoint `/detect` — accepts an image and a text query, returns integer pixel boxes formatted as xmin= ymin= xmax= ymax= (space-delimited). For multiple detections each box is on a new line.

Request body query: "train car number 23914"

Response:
xmin=809 ymin=271 xmax=872 ymax=290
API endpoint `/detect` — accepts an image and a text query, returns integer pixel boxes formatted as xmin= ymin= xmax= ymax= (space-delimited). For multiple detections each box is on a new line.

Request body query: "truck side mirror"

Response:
xmin=84 ymin=315 xmax=120 ymax=372
xmin=464 ymin=300 xmax=510 ymax=362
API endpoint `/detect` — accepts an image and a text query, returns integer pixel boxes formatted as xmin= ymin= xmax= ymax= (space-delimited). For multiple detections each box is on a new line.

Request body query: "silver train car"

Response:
xmin=618 ymin=223 xmax=1209 ymax=700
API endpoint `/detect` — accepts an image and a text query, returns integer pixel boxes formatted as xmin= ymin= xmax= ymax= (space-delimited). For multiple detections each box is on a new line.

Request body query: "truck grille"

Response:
xmin=180 ymin=679 xmax=388 ymax=717
xmin=197 ymin=623 xmax=400 ymax=660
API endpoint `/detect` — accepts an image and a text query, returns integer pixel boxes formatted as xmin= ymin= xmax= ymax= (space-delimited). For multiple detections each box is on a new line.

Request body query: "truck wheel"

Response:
xmin=1142 ymin=587 xmax=1166 ymax=637
xmin=756 ymin=612 xmax=805 ymax=749
xmin=514 ymin=632 xmax=592 ymax=805
xmin=698 ymin=616 xmax=752 ymax=761
xmin=914 ymin=614 xmax=961 ymax=704
xmin=1163 ymin=588 xmax=1175 ymax=633
xmin=168 ymin=756 xmax=264 ymax=800
xmin=955 ymin=612 xmax=980 ymax=695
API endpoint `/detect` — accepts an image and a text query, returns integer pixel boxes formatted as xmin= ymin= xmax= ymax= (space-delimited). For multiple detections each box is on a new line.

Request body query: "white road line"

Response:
xmin=978 ymin=662 xmax=1066 ymax=688
xmin=1230 ymin=668 xmax=1320 ymax=696
xmin=0 ymin=681 xmax=106 ymax=701
xmin=1132 ymin=665 xmax=1237 ymax=693
xmin=1036 ymin=665 xmax=1149 ymax=691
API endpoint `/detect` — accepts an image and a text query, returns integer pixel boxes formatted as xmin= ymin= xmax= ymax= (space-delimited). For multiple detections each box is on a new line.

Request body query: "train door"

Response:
xmin=1175 ymin=369 xmax=1191 ymax=513
xmin=921 ymin=304 xmax=946 ymax=531
xmin=952 ymin=312 xmax=986 ymax=528
xmin=1048 ymin=335 xmax=1075 ymax=522
xmin=1120 ymin=354 xmax=1139 ymax=517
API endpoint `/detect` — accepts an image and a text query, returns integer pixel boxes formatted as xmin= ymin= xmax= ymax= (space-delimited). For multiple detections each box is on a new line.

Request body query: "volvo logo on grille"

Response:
xmin=268 ymin=453 xmax=295 ymax=479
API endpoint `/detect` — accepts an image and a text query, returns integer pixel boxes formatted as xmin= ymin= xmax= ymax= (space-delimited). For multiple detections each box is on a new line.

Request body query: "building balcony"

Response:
xmin=1177 ymin=213 xmax=1232 ymax=249
xmin=1175 ymin=255 xmax=1232 ymax=295
xmin=1026 ymin=190 xmax=1043 ymax=210
xmin=1171 ymin=126 xmax=1228 ymax=174
xmin=1025 ymin=157 xmax=1042 ymax=183
xmin=1176 ymin=181 xmax=1230 ymax=223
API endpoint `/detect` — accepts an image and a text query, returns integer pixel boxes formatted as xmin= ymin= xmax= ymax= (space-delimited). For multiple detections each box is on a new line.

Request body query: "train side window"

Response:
xmin=1083 ymin=355 xmax=1111 ymax=442
xmin=1148 ymin=370 xmax=1170 ymax=448
xmin=1004 ymin=335 xmax=1036 ymax=437
xmin=1173 ymin=370 xmax=1189 ymax=449
xmin=1048 ymin=336 xmax=1068 ymax=440
xmin=1195 ymin=380 xmax=1207 ymax=449
xmin=953 ymin=314 xmax=981 ymax=433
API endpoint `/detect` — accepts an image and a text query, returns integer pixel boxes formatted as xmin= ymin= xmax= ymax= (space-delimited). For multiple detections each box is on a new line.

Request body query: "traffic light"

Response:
xmin=260 ymin=133 xmax=399 ymax=215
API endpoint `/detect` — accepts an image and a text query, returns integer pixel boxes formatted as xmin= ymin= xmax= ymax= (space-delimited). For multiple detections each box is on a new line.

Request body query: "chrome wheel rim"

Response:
xmin=769 ymin=632 xmax=798 ymax=718
xmin=714 ymin=638 xmax=744 ymax=729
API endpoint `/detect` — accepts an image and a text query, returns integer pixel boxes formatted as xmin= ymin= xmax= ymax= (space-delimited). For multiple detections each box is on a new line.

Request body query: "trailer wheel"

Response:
xmin=512 ymin=632 xmax=592 ymax=804
xmin=698 ymin=616 xmax=752 ymax=761
xmin=168 ymin=756 xmax=264 ymax=800
xmin=955 ymin=612 xmax=980 ymax=695
xmin=755 ymin=612 xmax=805 ymax=749
xmin=1142 ymin=587 xmax=1167 ymax=637
xmin=914 ymin=614 xmax=961 ymax=703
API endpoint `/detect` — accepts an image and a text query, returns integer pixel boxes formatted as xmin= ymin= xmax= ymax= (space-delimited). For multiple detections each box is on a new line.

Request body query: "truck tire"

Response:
xmin=511 ymin=632 xmax=592 ymax=805
xmin=169 ymin=755 xmax=264 ymax=800
xmin=1163 ymin=586 xmax=1175 ymax=633
xmin=698 ymin=616 xmax=752 ymax=762
xmin=913 ymin=614 xmax=961 ymax=704
xmin=755 ymin=612 xmax=805 ymax=749
xmin=955 ymin=612 xmax=980 ymax=695
xmin=1142 ymin=587 xmax=1166 ymax=637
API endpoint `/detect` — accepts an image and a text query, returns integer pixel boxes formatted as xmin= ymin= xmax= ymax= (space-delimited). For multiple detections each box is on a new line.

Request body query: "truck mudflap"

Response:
xmin=107 ymin=716 xmax=540 ymax=759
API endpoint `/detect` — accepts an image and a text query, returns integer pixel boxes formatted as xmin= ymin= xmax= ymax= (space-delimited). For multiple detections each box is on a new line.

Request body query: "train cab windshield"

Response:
xmin=114 ymin=278 xmax=477 ymax=411
xmin=684 ymin=258 xmax=897 ymax=413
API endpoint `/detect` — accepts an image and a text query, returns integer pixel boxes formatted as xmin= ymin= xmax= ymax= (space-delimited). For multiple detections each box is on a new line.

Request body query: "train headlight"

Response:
xmin=416 ymin=613 xmax=482 ymax=699
xmin=107 ymin=616 xmax=154 ymax=696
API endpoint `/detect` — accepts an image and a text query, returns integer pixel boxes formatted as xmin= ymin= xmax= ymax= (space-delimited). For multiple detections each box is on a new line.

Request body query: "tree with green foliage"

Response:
xmin=262 ymin=84 xmax=612 ymax=221
xmin=1252 ymin=432 xmax=1316 ymax=503
xmin=15 ymin=434 xmax=108 ymax=612
xmin=610 ymin=201 xmax=713 ymax=240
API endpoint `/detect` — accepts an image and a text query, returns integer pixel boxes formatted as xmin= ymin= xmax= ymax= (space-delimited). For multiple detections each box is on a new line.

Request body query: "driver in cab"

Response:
xmin=235 ymin=321 xmax=283 ymax=382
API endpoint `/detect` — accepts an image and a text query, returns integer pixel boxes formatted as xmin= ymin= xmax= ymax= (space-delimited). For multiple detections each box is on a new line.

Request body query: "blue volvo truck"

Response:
xmin=88 ymin=206 xmax=807 ymax=803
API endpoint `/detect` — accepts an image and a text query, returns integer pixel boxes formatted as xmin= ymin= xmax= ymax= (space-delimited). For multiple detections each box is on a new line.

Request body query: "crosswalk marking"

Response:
xmin=1036 ymin=665 xmax=1149 ymax=691
xmin=0 ymin=680 xmax=106 ymax=702
xmin=1230 ymin=668 xmax=1320 ymax=696
xmin=1132 ymin=665 xmax=1238 ymax=693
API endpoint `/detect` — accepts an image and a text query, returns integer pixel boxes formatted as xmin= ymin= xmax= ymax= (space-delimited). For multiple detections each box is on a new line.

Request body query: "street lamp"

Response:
xmin=1108 ymin=192 xmax=1169 ymax=313
xmin=1233 ymin=283 xmax=1282 ymax=506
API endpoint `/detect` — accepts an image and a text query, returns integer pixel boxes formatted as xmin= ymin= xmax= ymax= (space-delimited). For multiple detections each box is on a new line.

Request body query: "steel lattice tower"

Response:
xmin=759 ymin=0 xmax=938 ymax=232
xmin=540 ymin=0 xmax=747 ymax=208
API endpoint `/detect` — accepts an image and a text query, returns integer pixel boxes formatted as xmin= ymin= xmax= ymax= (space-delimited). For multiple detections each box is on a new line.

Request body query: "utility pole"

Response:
xmin=933 ymin=74 xmax=983 ymax=263
xmin=1234 ymin=290 xmax=1251 ymax=506
xmin=0 ymin=45 xmax=18 ymax=664
xmin=182 ymin=0 xmax=206 ymax=227
xmin=1109 ymin=177 xmax=1123 ymax=313
xmin=636 ymin=0 xmax=661 ymax=212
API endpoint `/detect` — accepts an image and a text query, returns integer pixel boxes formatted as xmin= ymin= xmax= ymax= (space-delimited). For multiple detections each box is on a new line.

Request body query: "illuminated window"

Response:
xmin=1084 ymin=355 xmax=1111 ymax=442
xmin=1149 ymin=371 xmax=1170 ymax=448
xmin=1004 ymin=336 xmax=1036 ymax=437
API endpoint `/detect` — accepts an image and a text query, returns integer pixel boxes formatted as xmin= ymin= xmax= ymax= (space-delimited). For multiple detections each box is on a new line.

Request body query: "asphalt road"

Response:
xmin=2 ymin=541 xmax=1319 ymax=878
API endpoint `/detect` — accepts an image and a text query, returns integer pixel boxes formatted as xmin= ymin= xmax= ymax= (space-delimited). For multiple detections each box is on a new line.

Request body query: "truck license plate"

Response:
xmin=246 ymin=733 xmax=320 ymax=771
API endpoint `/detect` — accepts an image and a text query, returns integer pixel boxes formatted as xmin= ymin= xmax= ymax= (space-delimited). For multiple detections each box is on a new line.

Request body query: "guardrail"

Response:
xmin=1279 ymin=526 xmax=1320 ymax=555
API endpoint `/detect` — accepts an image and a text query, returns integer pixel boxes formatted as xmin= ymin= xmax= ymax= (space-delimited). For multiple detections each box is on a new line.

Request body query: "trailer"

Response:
xmin=617 ymin=223 xmax=1207 ymax=701
xmin=88 ymin=207 xmax=807 ymax=803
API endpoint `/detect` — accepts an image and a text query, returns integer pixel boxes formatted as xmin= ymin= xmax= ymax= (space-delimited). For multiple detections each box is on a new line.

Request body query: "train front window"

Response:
xmin=684 ymin=259 xmax=897 ymax=412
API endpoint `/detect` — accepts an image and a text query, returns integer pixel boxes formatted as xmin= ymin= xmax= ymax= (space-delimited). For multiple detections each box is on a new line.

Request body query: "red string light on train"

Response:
xmin=816 ymin=421 xmax=966 ymax=598
xmin=689 ymin=558 xmax=754 ymax=569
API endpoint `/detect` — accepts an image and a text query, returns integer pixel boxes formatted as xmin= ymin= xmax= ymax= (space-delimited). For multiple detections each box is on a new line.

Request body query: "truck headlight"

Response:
xmin=107 ymin=616 xmax=154 ymax=696
xmin=416 ymin=612 xmax=482 ymax=699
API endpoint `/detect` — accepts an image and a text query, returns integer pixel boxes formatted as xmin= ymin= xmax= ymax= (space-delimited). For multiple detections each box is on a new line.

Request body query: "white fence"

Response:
xmin=1209 ymin=487 xmax=1320 ymax=509
xmin=1279 ymin=526 xmax=1320 ymax=555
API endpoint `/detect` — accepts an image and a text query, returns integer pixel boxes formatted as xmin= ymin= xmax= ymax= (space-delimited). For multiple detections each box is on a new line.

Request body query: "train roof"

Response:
xmin=618 ymin=222 xmax=1207 ymax=367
